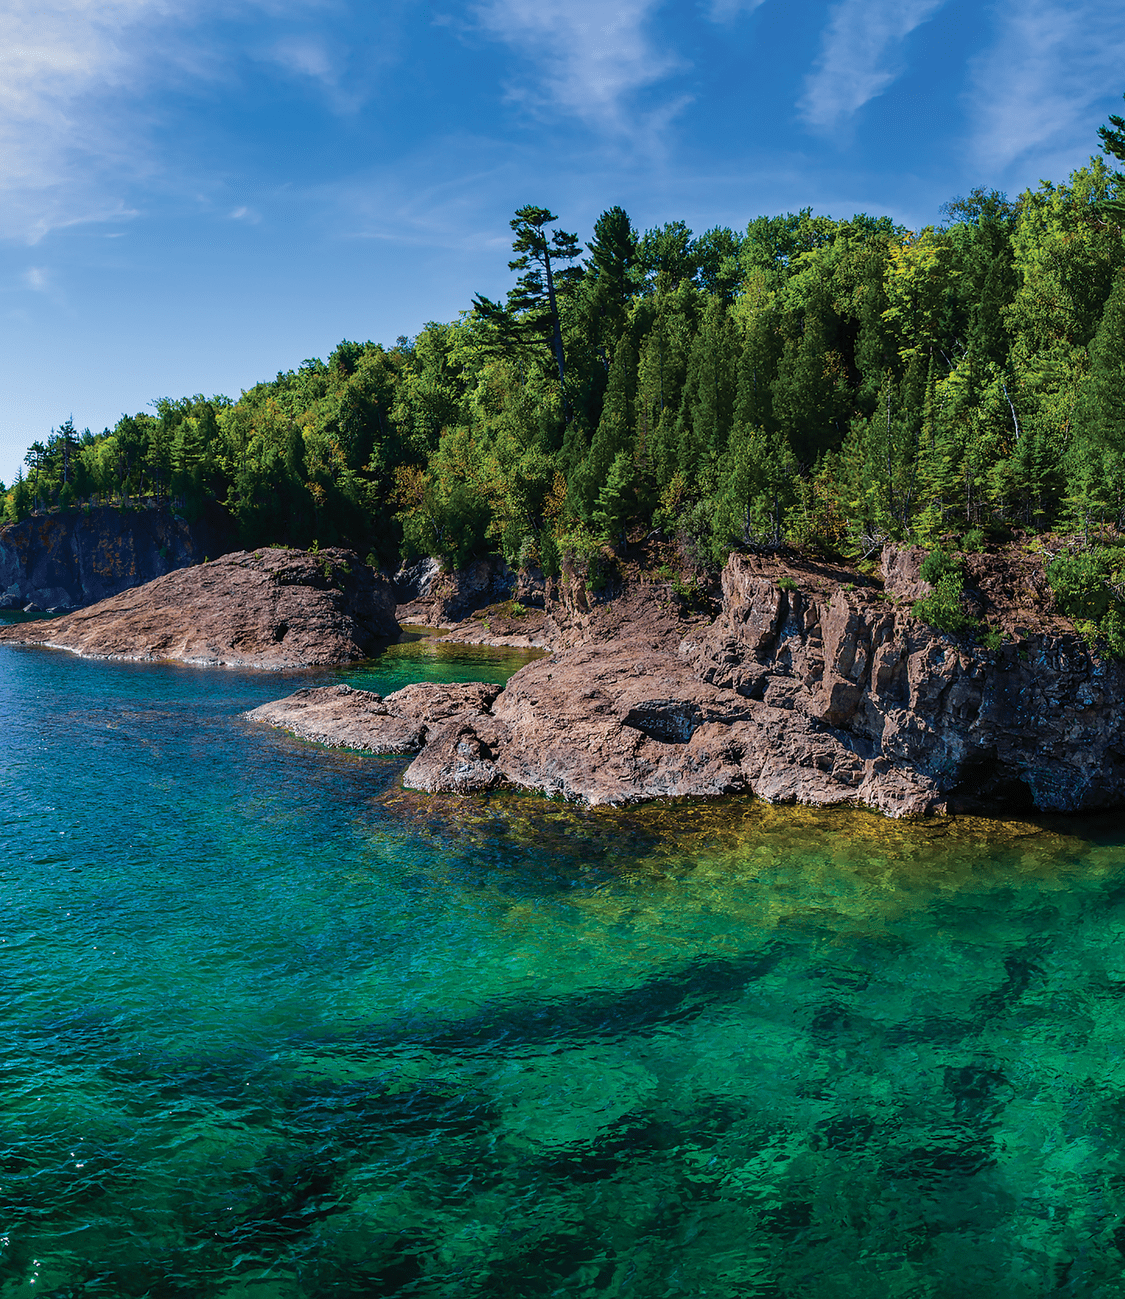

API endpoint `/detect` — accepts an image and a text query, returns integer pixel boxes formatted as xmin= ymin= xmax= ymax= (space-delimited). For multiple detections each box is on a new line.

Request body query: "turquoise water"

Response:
xmin=4 ymin=631 xmax=1125 ymax=1297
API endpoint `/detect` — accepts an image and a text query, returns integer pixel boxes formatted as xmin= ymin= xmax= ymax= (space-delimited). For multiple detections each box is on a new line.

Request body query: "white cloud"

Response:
xmin=0 ymin=0 xmax=181 ymax=241
xmin=706 ymin=0 xmax=766 ymax=23
xmin=799 ymin=0 xmax=946 ymax=131
xmin=0 ymin=0 xmax=334 ymax=244
xmin=473 ymin=0 xmax=686 ymax=137
xmin=967 ymin=0 xmax=1125 ymax=175
xmin=23 ymin=267 xmax=50 ymax=292
xmin=265 ymin=34 xmax=337 ymax=83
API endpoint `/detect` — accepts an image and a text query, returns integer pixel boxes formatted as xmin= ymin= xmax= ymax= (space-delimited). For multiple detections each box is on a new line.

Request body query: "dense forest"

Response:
xmin=5 ymin=107 xmax=1125 ymax=642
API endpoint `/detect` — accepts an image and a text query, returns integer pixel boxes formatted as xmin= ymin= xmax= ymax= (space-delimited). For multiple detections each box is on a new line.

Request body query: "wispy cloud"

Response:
xmin=0 ymin=0 xmax=335 ymax=243
xmin=0 ymin=0 xmax=168 ymax=240
xmin=799 ymin=0 xmax=946 ymax=131
xmin=473 ymin=0 xmax=686 ymax=138
xmin=265 ymin=34 xmax=337 ymax=83
xmin=705 ymin=0 xmax=766 ymax=23
xmin=967 ymin=0 xmax=1125 ymax=175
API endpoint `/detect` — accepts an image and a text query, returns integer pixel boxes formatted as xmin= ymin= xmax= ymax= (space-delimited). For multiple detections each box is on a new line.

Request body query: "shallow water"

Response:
xmin=3 ymin=633 xmax=1125 ymax=1297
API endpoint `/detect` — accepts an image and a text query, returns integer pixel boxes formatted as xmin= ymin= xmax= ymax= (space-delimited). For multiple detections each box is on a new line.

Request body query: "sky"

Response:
xmin=1 ymin=0 xmax=1123 ymax=485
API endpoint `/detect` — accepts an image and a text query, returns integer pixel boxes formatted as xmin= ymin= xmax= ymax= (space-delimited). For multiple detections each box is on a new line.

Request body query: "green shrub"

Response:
xmin=1048 ymin=548 xmax=1125 ymax=657
xmin=539 ymin=529 xmax=561 ymax=580
xmin=962 ymin=528 xmax=985 ymax=553
xmin=777 ymin=577 xmax=797 ymax=593
xmin=914 ymin=578 xmax=974 ymax=634
xmin=919 ymin=547 xmax=962 ymax=586
xmin=1047 ymin=550 xmax=1112 ymax=621
xmin=914 ymin=547 xmax=973 ymax=634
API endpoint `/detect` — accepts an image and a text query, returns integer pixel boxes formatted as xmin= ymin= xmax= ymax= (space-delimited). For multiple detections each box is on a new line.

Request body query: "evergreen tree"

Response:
xmin=593 ymin=450 xmax=637 ymax=543
xmin=1067 ymin=267 xmax=1125 ymax=532
xmin=584 ymin=206 xmax=639 ymax=358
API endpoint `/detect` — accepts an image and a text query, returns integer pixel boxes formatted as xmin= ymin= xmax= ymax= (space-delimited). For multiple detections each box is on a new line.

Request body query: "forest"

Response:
xmin=5 ymin=107 xmax=1125 ymax=645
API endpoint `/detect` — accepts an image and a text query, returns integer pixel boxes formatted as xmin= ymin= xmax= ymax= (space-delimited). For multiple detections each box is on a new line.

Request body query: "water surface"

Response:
xmin=2 ymin=633 xmax=1125 ymax=1297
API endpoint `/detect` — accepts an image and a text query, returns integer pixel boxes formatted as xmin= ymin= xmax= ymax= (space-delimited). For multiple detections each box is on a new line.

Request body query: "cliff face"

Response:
xmin=252 ymin=546 xmax=1125 ymax=818
xmin=0 ymin=504 xmax=236 ymax=610
xmin=686 ymin=551 xmax=1125 ymax=814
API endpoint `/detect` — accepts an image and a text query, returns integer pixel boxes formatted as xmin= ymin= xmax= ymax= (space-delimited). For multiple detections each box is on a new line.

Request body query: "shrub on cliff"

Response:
xmin=913 ymin=548 xmax=974 ymax=634
xmin=1047 ymin=546 xmax=1125 ymax=654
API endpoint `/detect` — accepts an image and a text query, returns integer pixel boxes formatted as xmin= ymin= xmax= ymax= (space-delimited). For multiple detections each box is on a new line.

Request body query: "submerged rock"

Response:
xmin=0 ymin=547 xmax=398 ymax=668
xmin=248 ymin=548 xmax=1125 ymax=818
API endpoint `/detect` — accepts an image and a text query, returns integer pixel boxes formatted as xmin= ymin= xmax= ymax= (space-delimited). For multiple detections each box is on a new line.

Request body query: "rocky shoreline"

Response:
xmin=3 ymin=538 xmax=1121 ymax=818
xmin=257 ymin=546 xmax=1125 ymax=818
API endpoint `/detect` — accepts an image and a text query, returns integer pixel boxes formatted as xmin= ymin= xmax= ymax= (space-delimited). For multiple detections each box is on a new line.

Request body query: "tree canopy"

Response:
xmin=7 ymin=115 xmax=1125 ymax=586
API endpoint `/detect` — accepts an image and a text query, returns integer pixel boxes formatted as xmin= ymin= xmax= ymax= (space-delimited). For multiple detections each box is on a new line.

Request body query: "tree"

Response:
xmin=593 ymin=450 xmax=637 ymax=543
xmin=585 ymin=206 xmax=639 ymax=357
xmin=1067 ymin=267 xmax=1125 ymax=533
xmin=1098 ymin=92 xmax=1125 ymax=167
xmin=472 ymin=205 xmax=581 ymax=399
xmin=637 ymin=221 xmax=698 ymax=294
xmin=1095 ymin=92 xmax=1125 ymax=224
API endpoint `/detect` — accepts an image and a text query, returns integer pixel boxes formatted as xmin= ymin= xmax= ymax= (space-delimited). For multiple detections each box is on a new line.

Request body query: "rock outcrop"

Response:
xmin=247 ymin=546 xmax=1125 ymax=817
xmin=0 ymin=503 xmax=236 ymax=610
xmin=395 ymin=556 xmax=518 ymax=627
xmin=0 ymin=548 xmax=398 ymax=668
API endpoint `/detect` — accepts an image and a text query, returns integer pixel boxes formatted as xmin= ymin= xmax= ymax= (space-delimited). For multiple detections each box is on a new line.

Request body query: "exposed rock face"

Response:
xmin=0 ymin=504 xmax=236 ymax=610
xmin=395 ymin=556 xmax=518 ymax=627
xmin=0 ymin=548 xmax=398 ymax=668
xmin=247 ymin=546 xmax=1125 ymax=817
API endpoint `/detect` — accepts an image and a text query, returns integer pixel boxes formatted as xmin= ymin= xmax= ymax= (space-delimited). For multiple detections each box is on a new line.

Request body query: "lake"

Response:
xmin=2 ymin=626 xmax=1125 ymax=1297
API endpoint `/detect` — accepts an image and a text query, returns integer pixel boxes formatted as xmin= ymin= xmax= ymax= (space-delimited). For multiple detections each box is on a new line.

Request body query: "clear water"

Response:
xmin=3 ymin=630 xmax=1125 ymax=1297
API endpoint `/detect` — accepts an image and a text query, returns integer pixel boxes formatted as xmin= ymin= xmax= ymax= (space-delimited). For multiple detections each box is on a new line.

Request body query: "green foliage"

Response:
xmin=919 ymin=547 xmax=963 ymax=586
xmin=10 ymin=147 xmax=1125 ymax=579
xmin=1046 ymin=547 xmax=1125 ymax=656
xmin=914 ymin=548 xmax=974 ymax=634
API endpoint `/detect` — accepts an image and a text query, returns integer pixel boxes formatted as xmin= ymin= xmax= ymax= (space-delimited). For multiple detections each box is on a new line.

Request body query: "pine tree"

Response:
xmin=1067 ymin=267 xmax=1125 ymax=532
xmin=593 ymin=450 xmax=637 ymax=543
xmin=674 ymin=296 xmax=740 ymax=481
xmin=570 ymin=332 xmax=638 ymax=519
xmin=585 ymin=206 xmax=639 ymax=358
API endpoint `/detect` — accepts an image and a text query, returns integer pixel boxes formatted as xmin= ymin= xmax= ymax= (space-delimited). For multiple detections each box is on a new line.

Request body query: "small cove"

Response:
xmin=3 ymin=627 xmax=1125 ymax=1296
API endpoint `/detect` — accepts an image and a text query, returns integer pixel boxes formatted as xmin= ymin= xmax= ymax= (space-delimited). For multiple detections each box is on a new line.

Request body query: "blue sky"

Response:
xmin=2 ymin=0 xmax=1123 ymax=485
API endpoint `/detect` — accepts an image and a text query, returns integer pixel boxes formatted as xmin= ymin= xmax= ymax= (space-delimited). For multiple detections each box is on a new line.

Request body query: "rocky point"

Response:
xmin=0 ymin=547 xmax=398 ymax=668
